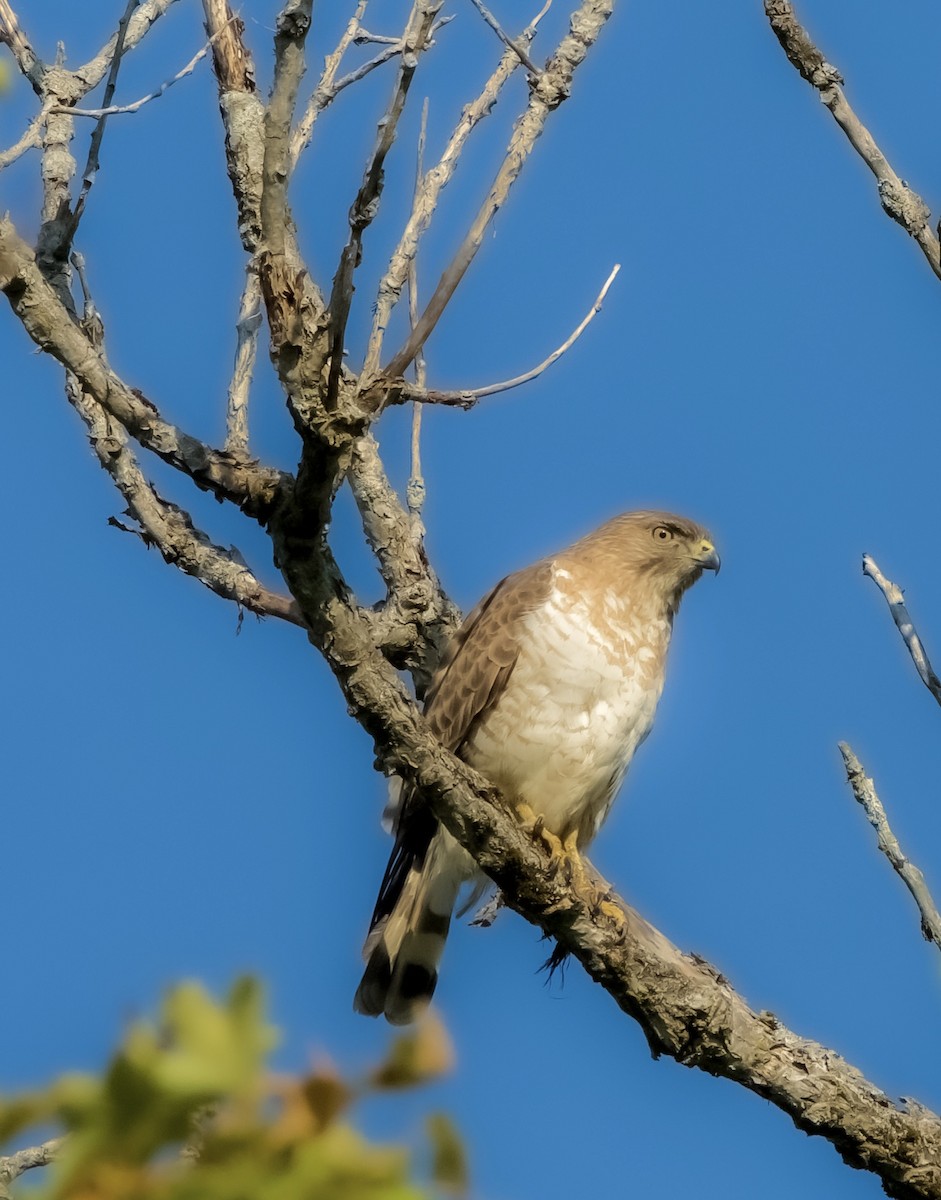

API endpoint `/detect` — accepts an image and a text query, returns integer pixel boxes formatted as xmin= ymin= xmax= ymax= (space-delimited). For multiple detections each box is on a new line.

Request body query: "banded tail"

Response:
xmin=354 ymin=836 xmax=464 ymax=1025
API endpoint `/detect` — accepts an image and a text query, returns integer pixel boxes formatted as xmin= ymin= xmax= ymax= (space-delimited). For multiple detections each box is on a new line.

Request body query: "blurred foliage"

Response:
xmin=0 ymin=980 xmax=467 ymax=1200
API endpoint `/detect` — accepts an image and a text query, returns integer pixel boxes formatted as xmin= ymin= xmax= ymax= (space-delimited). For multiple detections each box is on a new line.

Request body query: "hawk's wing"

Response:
xmin=367 ymin=560 xmax=554 ymax=931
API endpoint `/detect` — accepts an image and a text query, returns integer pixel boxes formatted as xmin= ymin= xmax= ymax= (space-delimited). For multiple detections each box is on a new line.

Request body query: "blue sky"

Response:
xmin=2 ymin=1 xmax=941 ymax=1196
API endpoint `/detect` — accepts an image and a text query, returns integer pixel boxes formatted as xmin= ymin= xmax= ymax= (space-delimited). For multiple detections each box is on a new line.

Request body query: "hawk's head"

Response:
xmin=586 ymin=509 xmax=719 ymax=610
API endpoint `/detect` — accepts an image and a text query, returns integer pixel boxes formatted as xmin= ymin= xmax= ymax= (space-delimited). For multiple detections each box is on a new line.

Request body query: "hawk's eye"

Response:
xmin=652 ymin=526 xmax=673 ymax=542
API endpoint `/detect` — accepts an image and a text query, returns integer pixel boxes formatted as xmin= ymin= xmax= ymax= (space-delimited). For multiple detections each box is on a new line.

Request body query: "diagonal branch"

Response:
xmin=73 ymin=0 xmax=180 ymax=94
xmin=382 ymin=0 xmax=615 ymax=380
xmin=862 ymin=555 xmax=941 ymax=708
xmin=66 ymin=253 xmax=300 ymax=627
xmin=70 ymin=0 xmax=140 ymax=239
xmin=269 ymin=520 xmax=941 ymax=1200
xmin=62 ymin=29 xmax=222 ymax=119
xmin=469 ymin=0 xmax=543 ymax=76
xmin=0 ymin=219 xmax=286 ymax=516
xmin=0 ymin=99 xmax=51 ymax=171
xmin=290 ymin=0 xmax=369 ymax=164
xmin=362 ymin=0 xmax=550 ymax=380
xmin=390 ymin=263 xmax=620 ymax=406
xmin=74 ymin=381 xmax=303 ymax=627
xmin=764 ymin=0 xmax=941 ymax=281
xmin=839 ymin=744 xmax=941 ymax=953
xmin=0 ymin=0 xmax=44 ymax=92
xmin=325 ymin=0 xmax=443 ymax=412
xmin=0 ymin=1137 xmax=64 ymax=1197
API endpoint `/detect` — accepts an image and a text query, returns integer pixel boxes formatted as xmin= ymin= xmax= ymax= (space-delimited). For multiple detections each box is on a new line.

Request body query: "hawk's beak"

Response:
xmin=695 ymin=540 xmax=721 ymax=574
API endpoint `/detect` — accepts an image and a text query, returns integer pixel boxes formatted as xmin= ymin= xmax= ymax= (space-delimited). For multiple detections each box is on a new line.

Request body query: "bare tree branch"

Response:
xmin=225 ymin=270 xmax=263 ymax=457
xmin=764 ymin=0 xmax=941 ymax=281
xmin=345 ymin=104 xmax=457 ymax=691
xmin=0 ymin=0 xmax=44 ymax=92
xmin=839 ymin=744 xmax=941 ymax=953
xmin=347 ymin=434 xmax=460 ymax=688
xmin=202 ymin=0 xmax=265 ymax=251
xmin=61 ymin=30 xmax=222 ymax=118
xmin=67 ymin=253 xmax=300 ymax=627
xmin=382 ymin=0 xmax=615 ymax=380
xmin=0 ymin=99 xmax=50 ymax=171
xmin=291 ymin=10 xmax=455 ymax=166
xmin=290 ymin=0 xmax=370 ymax=164
xmin=261 ymin=0 xmax=313 ymax=262
xmin=0 ymin=1137 xmax=64 ymax=1196
xmin=0 ymin=219 xmax=286 ymax=516
xmin=391 ymin=263 xmax=620 ymax=406
xmin=77 ymin=383 xmax=303 ymax=627
xmin=325 ymin=0 xmax=443 ymax=412
xmin=406 ymin=100 xmax=429 ymax=524
xmin=469 ymin=0 xmax=544 ymax=77
xmin=72 ymin=0 xmax=180 ymax=95
xmin=70 ymin=0 xmax=139 ymax=239
xmin=862 ymin=554 xmax=941 ymax=708
xmin=362 ymin=1 xmax=550 ymax=380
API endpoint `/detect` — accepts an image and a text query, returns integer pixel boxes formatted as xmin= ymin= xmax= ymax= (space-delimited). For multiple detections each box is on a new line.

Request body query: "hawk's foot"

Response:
xmin=590 ymin=889 xmax=627 ymax=929
xmin=515 ymin=806 xmax=581 ymax=876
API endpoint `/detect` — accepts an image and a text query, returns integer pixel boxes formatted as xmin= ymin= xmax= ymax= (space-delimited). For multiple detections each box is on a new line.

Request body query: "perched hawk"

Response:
xmin=355 ymin=510 xmax=719 ymax=1024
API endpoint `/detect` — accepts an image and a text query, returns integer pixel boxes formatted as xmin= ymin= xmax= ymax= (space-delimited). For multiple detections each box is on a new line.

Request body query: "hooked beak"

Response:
xmin=695 ymin=539 xmax=721 ymax=574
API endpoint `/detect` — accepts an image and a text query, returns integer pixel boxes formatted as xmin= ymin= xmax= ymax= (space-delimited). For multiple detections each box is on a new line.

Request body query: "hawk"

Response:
xmin=355 ymin=510 xmax=719 ymax=1024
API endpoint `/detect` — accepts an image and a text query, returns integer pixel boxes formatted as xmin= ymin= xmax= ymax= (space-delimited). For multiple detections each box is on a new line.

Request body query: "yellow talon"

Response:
xmin=514 ymin=805 xmax=625 ymax=930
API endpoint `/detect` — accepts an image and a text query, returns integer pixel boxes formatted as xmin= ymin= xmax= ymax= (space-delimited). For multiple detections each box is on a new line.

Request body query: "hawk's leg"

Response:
xmin=515 ymin=805 xmax=625 ymax=929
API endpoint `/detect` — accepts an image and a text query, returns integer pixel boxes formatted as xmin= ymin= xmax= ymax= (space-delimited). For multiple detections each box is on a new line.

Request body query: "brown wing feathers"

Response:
xmin=355 ymin=563 xmax=553 ymax=1022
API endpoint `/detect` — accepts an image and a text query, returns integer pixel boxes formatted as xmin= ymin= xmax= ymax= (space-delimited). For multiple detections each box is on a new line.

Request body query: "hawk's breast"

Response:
xmin=463 ymin=564 xmax=670 ymax=844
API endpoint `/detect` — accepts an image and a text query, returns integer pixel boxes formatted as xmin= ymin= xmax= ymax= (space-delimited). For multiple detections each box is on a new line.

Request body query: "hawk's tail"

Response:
xmin=354 ymin=850 xmax=462 ymax=1026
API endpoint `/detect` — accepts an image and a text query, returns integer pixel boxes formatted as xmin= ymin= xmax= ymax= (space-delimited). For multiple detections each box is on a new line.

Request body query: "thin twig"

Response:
xmin=383 ymin=0 xmax=615 ymax=380
xmin=60 ymin=30 xmax=224 ymax=118
xmin=361 ymin=0 xmax=550 ymax=380
xmin=325 ymin=0 xmax=443 ymax=411
xmin=290 ymin=0 xmax=369 ymax=164
xmin=469 ymin=0 xmax=543 ymax=76
xmin=0 ymin=100 xmax=51 ymax=170
xmin=225 ymin=270 xmax=263 ymax=456
xmin=395 ymin=263 xmax=620 ymax=407
xmin=407 ymin=100 xmax=429 ymax=523
xmin=73 ymin=0 xmax=180 ymax=94
xmin=839 ymin=744 xmax=941 ymax=952
xmin=355 ymin=29 xmax=400 ymax=45
xmin=71 ymin=0 xmax=140 ymax=233
xmin=764 ymin=0 xmax=941 ymax=281
xmin=862 ymin=555 xmax=941 ymax=708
